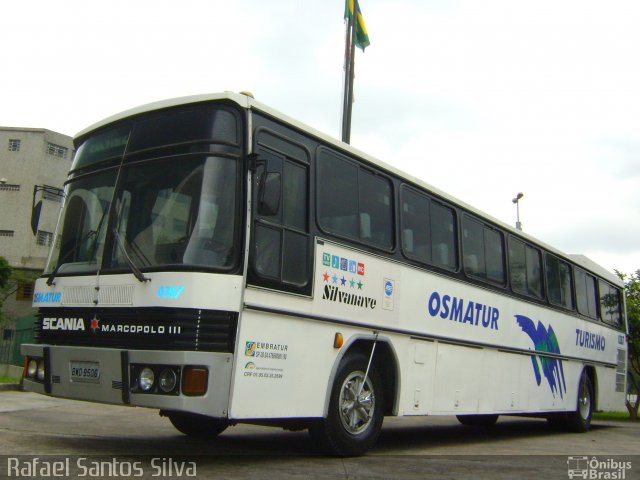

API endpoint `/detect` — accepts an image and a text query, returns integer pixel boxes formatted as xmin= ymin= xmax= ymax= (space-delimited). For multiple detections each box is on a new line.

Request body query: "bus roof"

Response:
xmin=75 ymin=91 xmax=623 ymax=288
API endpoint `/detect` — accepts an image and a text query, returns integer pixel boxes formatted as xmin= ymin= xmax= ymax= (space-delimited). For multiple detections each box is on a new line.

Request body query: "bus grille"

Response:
xmin=61 ymin=285 xmax=135 ymax=306
xmin=35 ymin=307 xmax=237 ymax=353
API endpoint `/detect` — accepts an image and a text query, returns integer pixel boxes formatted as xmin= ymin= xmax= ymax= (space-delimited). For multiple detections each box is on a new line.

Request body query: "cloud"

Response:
xmin=1 ymin=0 xmax=639 ymax=275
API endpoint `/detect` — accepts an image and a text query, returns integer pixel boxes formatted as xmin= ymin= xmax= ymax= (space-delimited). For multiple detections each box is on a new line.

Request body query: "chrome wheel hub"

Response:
xmin=578 ymin=378 xmax=591 ymax=419
xmin=339 ymin=371 xmax=375 ymax=435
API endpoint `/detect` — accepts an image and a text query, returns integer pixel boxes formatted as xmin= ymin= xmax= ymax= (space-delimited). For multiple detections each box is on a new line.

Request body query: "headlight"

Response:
xmin=158 ymin=368 xmax=177 ymax=393
xmin=36 ymin=359 xmax=46 ymax=381
xmin=139 ymin=367 xmax=155 ymax=392
xmin=27 ymin=359 xmax=38 ymax=378
xmin=130 ymin=364 xmax=181 ymax=394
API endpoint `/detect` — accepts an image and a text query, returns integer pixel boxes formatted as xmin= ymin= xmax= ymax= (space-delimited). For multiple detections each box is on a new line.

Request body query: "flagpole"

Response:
xmin=341 ymin=3 xmax=357 ymax=144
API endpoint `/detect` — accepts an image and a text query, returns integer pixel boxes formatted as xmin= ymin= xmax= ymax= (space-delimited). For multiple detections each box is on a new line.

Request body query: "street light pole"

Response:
xmin=512 ymin=192 xmax=524 ymax=230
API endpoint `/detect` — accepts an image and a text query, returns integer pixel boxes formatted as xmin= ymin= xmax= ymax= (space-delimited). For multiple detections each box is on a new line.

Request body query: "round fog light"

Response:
xmin=27 ymin=359 xmax=38 ymax=378
xmin=139 ymin=367 xmax=155 ymax=392
xmin=158 ymin=368 xmax=177 ymax=393
xmin=36 ymin=359 xmax=46 ymax=381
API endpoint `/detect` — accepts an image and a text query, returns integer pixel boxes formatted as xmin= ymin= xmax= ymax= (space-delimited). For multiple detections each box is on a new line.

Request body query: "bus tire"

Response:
xmin=565 ymin=372 xmax=593 ymax=433
xmin=456 ymin=414 xmax=499 ymax=427
xmin=164 ymin=411 xmax=229 ymax=438
xmin=309 ymin=353 xmax=384 ymax=456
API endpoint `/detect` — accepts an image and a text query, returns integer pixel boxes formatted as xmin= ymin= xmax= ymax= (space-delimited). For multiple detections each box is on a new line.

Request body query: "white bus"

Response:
xmin=23 ymin=92 xmax=628 ymax=456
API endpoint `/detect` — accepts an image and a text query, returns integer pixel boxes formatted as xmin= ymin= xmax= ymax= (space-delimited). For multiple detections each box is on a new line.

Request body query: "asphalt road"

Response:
xmin=0 ymin=391 xmax=638 ymax=479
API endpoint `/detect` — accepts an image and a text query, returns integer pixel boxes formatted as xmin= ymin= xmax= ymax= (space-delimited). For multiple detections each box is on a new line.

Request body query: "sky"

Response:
xmin=1 ymin=0 xmax=639 ymax=275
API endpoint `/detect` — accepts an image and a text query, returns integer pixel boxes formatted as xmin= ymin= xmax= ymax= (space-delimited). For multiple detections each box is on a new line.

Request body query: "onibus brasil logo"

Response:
xmin=567 ymin=456 xmax=632 ymax=479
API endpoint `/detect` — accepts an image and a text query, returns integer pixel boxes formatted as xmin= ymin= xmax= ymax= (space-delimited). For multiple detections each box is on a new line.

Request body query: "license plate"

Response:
xmin=70 ymin=361 xmax=101 ymax=384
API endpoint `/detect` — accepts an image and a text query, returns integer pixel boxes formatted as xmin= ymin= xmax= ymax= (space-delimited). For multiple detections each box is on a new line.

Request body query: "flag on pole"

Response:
xmin=344 ymin=0 xmax=370 ymax=51
xmin=341 ymin=0 xmax=369 ymax=143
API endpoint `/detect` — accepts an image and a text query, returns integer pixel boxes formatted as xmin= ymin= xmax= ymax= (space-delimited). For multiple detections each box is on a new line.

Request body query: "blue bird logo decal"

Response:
xmin=515 ymin=315 xmax=566 ymax=398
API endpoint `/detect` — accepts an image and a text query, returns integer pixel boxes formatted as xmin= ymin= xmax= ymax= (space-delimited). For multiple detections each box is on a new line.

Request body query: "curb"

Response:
xmin=0 ymin=383 xmax=23 ymax=392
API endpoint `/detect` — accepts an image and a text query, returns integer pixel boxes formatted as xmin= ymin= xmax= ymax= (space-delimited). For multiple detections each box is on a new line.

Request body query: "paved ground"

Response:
xmin=0 ymin=391 xmax=638 ymax=479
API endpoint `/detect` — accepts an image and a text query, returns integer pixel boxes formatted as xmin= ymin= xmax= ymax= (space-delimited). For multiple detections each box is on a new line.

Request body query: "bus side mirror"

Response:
xmin=31 ymin=185 xmax=64 ymax=236
xmin=31 ymin=200 xmax=42 ymax=236
xmin=258 ymin=172 xmax=281 ymax=216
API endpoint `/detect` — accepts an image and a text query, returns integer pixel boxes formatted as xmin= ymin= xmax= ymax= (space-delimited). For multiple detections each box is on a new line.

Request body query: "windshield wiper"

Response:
xmin=46 ymin=207 xmax=110 ymax=286
xmin=112 ymin=229 xmax=150 ymax=283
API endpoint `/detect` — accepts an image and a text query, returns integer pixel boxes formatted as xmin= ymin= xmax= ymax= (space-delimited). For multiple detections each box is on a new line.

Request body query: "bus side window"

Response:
xmin=401 ymin=188 xmax=431 ymax=263
xmin=400 ymin=186 xmax=457 ymax=270
xmin=462 ymin=215 xmax=505 ymax=285
xmin=508 ymin=237 xmax=543 ymax=299
xmin=317 ymin=148 xmax=393 ymax=251
xmin=525 ymin=245 xmax=543 ymax=297
xmin=545 ymin=254 xmax=574 ymax=310
xmin=358 ymin=169 xmax=393 ymax=249
xmin=598 ymin=280 xmax=622 ymax=327
xmin=431 ymin=202 xmax=457 ymax=270
xmin=575 ymin=267 xmax=598 ymax=319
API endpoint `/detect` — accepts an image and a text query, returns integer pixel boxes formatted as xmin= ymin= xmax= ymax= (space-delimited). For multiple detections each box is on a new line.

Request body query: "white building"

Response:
xmin=0 ymin=127 xmax=72 ymax=322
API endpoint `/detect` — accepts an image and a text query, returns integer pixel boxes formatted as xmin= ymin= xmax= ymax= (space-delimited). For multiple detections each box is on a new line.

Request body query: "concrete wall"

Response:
xmin=0 ymin=363 xmax=23 ymax=379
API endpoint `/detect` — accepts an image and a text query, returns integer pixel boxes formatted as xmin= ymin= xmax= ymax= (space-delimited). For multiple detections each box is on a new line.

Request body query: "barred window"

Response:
xmin=36 ymin=230 xmax=54 ymax=247
xmin=8 ymin=139 xmax=20 ymax=151
xmin=16 ymin=282 xmax=34 ymax=302
xmin=47 ymin=142 xmax=69 ymax=159
xmin=0 ymin=230 xmax=15 ymax=237
xmin=0 ymin=184 xmax=20 ymax=191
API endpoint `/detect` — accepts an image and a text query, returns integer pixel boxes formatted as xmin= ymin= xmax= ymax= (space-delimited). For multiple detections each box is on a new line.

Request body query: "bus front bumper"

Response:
xmin=20 ymin=344 xmax=233 ymax=418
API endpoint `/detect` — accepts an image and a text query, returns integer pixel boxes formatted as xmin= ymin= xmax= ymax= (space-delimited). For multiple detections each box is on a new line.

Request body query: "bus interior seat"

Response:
xmin=360 ymin=213 xmax=371 ymax=240
xmin=324 ymin=215 xmax=357 ymax=238
xmin=434 ymin=243 xmax=449 ymax=267
xmin=465 ymin=254 xmax=479 ymax=274
xmin=403 ymin=229 xmax=414 ymax=253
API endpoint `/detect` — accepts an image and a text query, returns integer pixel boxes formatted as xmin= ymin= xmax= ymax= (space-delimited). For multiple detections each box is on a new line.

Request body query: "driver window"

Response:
xmin=249 ymin=129 xmax=310 ymax=293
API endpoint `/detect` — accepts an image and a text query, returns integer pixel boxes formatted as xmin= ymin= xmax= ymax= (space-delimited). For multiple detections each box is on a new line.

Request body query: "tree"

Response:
xmin=0 ymin=258 xmax=10 ymax=287
xmin=0 ymin=261 xmax=39 ymax=326
xmin=1 ymin=269 xmax=39 ymax=301
xmin=618 ymin=270 xmax=640 ymax=419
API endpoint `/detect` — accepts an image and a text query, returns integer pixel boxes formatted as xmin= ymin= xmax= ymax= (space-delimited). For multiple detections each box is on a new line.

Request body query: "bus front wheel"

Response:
xmin=162 ymin=411 xmax=229 ymax=438
xmin=309 ymin=353 xmax=384 ymax=456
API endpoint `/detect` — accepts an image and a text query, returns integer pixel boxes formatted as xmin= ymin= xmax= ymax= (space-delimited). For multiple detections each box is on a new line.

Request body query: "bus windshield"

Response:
xmin=45 ymin=155 xmax=239 ymax=276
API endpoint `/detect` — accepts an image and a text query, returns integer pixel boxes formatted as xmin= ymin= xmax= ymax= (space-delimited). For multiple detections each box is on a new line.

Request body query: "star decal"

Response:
xmin=357 ymin=281 xmax=363 ymax=290
xmin=349 ymin=278 xmax=356 ymax=288
xmin=331 ymin=274 xmax=338 ymax=284
xmin=323 ymin=271 xmax=330 ymax=282
xmin=90 ymin=316 xmax=100 ymax=332
xmin=340 ymin=276 xmax=347 ymax=286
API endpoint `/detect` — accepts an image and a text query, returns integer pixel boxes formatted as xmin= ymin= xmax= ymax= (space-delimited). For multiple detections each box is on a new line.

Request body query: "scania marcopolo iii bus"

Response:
xmin=22 ymin=92 xmax=628 ymax=456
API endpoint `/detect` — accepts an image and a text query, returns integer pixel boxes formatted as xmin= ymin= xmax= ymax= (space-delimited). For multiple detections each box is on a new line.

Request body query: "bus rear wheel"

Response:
xmin=309 ymin=353 xmax=384 ymax=456
xmin=456 ymin=414 xmax=499 ymax=427
xmin=565 ymin=372 xmax=593 ymax=433
xmin=162 ymin=411 xmax=229 ymax=438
